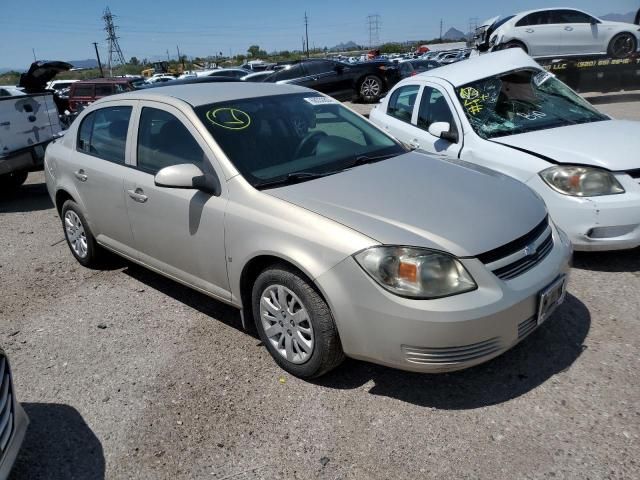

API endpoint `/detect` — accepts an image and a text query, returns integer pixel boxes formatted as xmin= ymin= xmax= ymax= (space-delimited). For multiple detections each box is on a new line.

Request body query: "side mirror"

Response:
xmin=155 ymin=163 xmax=221 ymax=196
xmin=427 ymin=122 xmax=459 ymax=143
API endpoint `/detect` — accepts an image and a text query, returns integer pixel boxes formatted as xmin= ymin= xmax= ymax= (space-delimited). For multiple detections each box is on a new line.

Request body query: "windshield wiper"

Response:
xmin=343 ymin=152 xmax=399 ymax=170
xmin=254 ymin=171 xmax=332 ymax=189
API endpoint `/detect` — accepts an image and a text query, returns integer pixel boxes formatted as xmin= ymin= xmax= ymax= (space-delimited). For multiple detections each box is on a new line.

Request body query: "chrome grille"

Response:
xmin=0 ymin=354 xmax=15 ymax=454
xmin=518 ymin=315 xmax=538 ymax=340
xmin=478 ymin=216 xmax=554 ymax=281
xmin=492 ymin=233 xmax=554 ymax=280
xmin=402 ymin=337 xmax=502 ymax=365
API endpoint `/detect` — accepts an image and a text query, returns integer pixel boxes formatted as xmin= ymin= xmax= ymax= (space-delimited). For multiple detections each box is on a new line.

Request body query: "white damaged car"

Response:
xmin=370 ymin=49 xmax=640 ymax=251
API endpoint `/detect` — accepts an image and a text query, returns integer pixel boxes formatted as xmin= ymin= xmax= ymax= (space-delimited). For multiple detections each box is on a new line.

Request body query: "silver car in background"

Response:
xmin=44 ymin=83 xmax=572 ymax=378
xmin=0 ymin=349 xmax=28 ymax=480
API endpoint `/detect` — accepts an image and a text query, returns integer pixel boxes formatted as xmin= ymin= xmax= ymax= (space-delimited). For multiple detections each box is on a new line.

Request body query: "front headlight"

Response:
xmin=354 ymin=246 xmax=477 ymax=299
xmin=539 ymin=166 xmax=624 ymax=197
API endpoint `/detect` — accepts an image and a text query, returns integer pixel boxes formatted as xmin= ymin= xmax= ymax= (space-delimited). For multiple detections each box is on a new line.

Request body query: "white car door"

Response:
xmin=512 ymin=10 xmax=559 ymax=57
xmin=377 ymin=84 xmax=420 ymax=147
xmin=550 ymin=9 xmax=599 ymax=55
xmin=376 ymin=82 xmax=462 ymax=158
xmin=123 ymin=102 xmax=231 ymax=301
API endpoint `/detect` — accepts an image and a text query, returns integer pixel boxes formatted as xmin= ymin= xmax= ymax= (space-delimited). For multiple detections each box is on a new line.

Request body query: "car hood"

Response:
xmin=493 ymin=120 xmax=640 ymax=171
xmin=265 ymin=152 xmax=546 ymax=257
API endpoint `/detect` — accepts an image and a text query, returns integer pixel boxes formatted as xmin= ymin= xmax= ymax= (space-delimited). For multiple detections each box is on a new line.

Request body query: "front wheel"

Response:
xmin=0 ymin=171 xmax=28 ymax=193
xmin=608 ymin=33 xmax=637 ymax=59
xmin=359 ymin=75 xmax=383 ymax=103
xmin=252 ymin=265 xmax=344 ymax=378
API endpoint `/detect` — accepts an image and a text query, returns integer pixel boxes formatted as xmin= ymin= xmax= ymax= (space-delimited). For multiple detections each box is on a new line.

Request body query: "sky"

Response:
xmin=0 ymin=0 xmax=638 ymax=68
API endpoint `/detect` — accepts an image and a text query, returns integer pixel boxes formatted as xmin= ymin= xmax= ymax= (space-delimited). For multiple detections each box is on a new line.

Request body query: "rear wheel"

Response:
xmin=608 ymin=33 xmax=637 ymax=59
xmin=502 ymin=40 xmax=528 ymax=53
xmin=359 ymin=75 xmax=384 ymax=103
xmin=61 ymin=200 xmax=104 ymax=268
xmin=0 ymin=171 xmax=28 ymax=193
xmin=252 ymin=265 xmax=344 ymax=378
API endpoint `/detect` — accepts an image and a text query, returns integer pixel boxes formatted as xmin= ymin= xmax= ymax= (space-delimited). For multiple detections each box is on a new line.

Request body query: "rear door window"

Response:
xmin=387 ymin=85 xmax=420 ymax=123
xmin=550 ymin=9 xmax=594 ymax=24
xmin=95 ymin=84 xmax=114 ymax=97
xmin=136 ymin=107 xmax=205 ymax=174
xmin=76 ymin=106 xmax=132 ymax=164
xmin=73 ymin=84 xmax=94 ymax=97
xmin=516 ymin=11 xmax=550 ymax=27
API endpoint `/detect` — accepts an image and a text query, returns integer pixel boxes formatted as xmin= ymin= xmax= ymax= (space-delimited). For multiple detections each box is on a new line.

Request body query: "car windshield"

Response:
xmin=455 ymin=68 xmax=608 ymax=139
xmin=194 ymin=93 xmax=404 ymax=188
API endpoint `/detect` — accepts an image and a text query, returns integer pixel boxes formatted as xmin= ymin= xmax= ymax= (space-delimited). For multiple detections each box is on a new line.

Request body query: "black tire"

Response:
xmin=252 ymin=264 xmax=344 ymax=378
xmin=503 ymin=40 xmax=528 ymax=53
xmin=0 ymin=171 xmax=28 ymax=193
xmin=61 ymin=200 xmax=103 ymax=268
xmin=358 ymin=75 xmax=384 ymax=103
xmin=608 ymin=33 xmax=637 ymax=59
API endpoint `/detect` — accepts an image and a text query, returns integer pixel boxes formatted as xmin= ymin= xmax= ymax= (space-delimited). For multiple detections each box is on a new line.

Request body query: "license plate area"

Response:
xmin=537 ymin=275 xmax=566 ymax=325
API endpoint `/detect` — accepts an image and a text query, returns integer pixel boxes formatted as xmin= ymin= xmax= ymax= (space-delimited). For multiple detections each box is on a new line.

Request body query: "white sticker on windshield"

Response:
xmin=304 ymin=96 xmax=339 ymax=105
xmin=533 ymin=71 xmax=554 ymax=87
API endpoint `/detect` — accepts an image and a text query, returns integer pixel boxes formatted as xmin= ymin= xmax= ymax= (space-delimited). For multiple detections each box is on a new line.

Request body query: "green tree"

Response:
xmin=247 ymin=45 xmax=261 ymax=57
xmin=129 ymin=56 xmax=140 ymax=65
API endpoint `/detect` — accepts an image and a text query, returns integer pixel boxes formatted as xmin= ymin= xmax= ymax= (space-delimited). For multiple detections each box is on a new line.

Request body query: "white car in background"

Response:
xmin=369 ymin=49 xmax=640 ymax=251
xmin=480 ymin=7 xmax=640 ymax=58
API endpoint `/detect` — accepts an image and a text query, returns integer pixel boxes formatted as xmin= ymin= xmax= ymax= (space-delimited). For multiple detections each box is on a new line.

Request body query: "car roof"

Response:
xmin=510 ymin=7 xmax=591 ymax=18
xmin=100 ymin=82 xmax=311 ymax=107
xmin=416 ymin=49 xmax=540 ymax=86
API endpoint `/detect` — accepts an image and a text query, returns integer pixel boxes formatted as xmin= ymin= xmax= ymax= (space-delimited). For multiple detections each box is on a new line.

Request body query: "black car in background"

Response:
xmin=261 ymin=58 xmax=400 ymax=102
xmin=398 ymin=60 xmax=441 ymax=79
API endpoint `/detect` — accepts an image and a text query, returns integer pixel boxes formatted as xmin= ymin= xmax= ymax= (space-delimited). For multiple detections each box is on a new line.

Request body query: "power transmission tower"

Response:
xmin=103 ymin=6 xmax=126 ymax=76
xmin=304 ymin=12 xmax=310 ymax=58
xmin=366 ymin=14 xmax=381 ymax=49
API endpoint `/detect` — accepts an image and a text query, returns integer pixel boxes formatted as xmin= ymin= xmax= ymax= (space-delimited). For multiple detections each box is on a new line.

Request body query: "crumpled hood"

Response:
xmin=494 ymin=120 xmax=640 ymax=171
xmin=265 ymin=152 xmax=546 ymax=257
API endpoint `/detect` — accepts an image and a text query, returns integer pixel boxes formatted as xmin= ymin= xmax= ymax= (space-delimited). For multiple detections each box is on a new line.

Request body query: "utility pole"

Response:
xmin=166 ymin=49 xmax=170 ymax=61
xmin=366 ymin=14 xmax=381 ymax=49
xmin=103 ymin=6 xmax=126 ymax=76
xmin=32 ymin=48 xmax=37 ymax=62
xmin=176 ymin=45 xmax=185 ymax=70
xmin=439 ymin=19 xmax=443 ymax=42
xmin=304 ymin=12 xmax=310 ymax=58
xmin=93 ymin=42 xmax=104 ymax=77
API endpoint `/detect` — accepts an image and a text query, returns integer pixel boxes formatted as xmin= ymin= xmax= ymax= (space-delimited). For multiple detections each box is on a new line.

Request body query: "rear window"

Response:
xmin=77 ymin=106 xmax=132 ymax=164
xmin=95 ymin=84 xmax=114 ymax=96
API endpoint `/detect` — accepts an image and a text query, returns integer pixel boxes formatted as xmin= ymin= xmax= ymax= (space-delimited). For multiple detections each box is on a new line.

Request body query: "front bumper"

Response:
xmin=314 ymin=225 xmax=572 ymax=373
xmin=0 ymin=390 xmax=29 ymax=480
xmin=528 ymin=174 xmax=640 ymax=251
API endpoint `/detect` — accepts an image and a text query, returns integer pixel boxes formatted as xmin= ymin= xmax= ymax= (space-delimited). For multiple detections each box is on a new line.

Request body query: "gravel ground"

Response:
xmin=1 ymin=95 xmax=639 ymax=480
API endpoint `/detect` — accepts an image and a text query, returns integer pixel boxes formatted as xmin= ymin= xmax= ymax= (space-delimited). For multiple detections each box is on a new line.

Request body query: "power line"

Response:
xmin=366 ymin=14 xmax=381 ymax=49
xmin=103 ymin=6 xmax=126 ymax=76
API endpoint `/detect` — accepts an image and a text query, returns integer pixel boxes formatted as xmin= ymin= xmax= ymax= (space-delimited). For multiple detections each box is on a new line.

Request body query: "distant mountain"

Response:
xmin=443 ymin=27 xmax=466 ymax=41
xmin=330 ymin=41 xmax=361 ymax=52
xmin=600 ymin=11 xmax=635 ymax=23
xmin=67 ymin=59 xmax=98 ymax=69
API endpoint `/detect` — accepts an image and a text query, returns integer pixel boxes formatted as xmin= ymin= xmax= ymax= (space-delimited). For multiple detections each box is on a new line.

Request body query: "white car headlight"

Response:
xmin=354 ymin=246 xmax=477 ymax=299
xmin=540 ymin=166 xmax=625 ymax=197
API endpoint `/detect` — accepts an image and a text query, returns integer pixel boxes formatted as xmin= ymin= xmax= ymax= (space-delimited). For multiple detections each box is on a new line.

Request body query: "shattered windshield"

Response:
xmin=455 ymin=69 xmax=608 ymax=139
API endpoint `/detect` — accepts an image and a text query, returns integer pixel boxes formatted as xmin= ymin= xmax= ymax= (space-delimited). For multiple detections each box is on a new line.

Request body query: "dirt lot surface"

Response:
xmin=2 ymin=95 xmax=639 ymax=480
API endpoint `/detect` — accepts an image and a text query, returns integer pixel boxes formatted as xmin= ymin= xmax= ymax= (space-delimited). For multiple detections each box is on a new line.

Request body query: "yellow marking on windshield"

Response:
xmin=206 ymin=107 xmax=251 ymax=130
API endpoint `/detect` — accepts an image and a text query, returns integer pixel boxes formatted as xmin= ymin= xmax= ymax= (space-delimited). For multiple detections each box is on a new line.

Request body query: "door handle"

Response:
xmin=74 ymin=169 xmax=88 ymax=182
xmin=525 ymin=28 xmax=534 ymax=33
xmin=564 ymin=26 xmax=573 ymax=31
xmin=408 ymin=140 xmax=420 ymax=150
xmin=127 ymin=188 xmax=148 ymax=203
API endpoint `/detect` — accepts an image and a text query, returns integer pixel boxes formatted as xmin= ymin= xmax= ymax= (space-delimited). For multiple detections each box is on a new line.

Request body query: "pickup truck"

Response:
xmin=0 ymin=61 xmax=71 ymax=191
